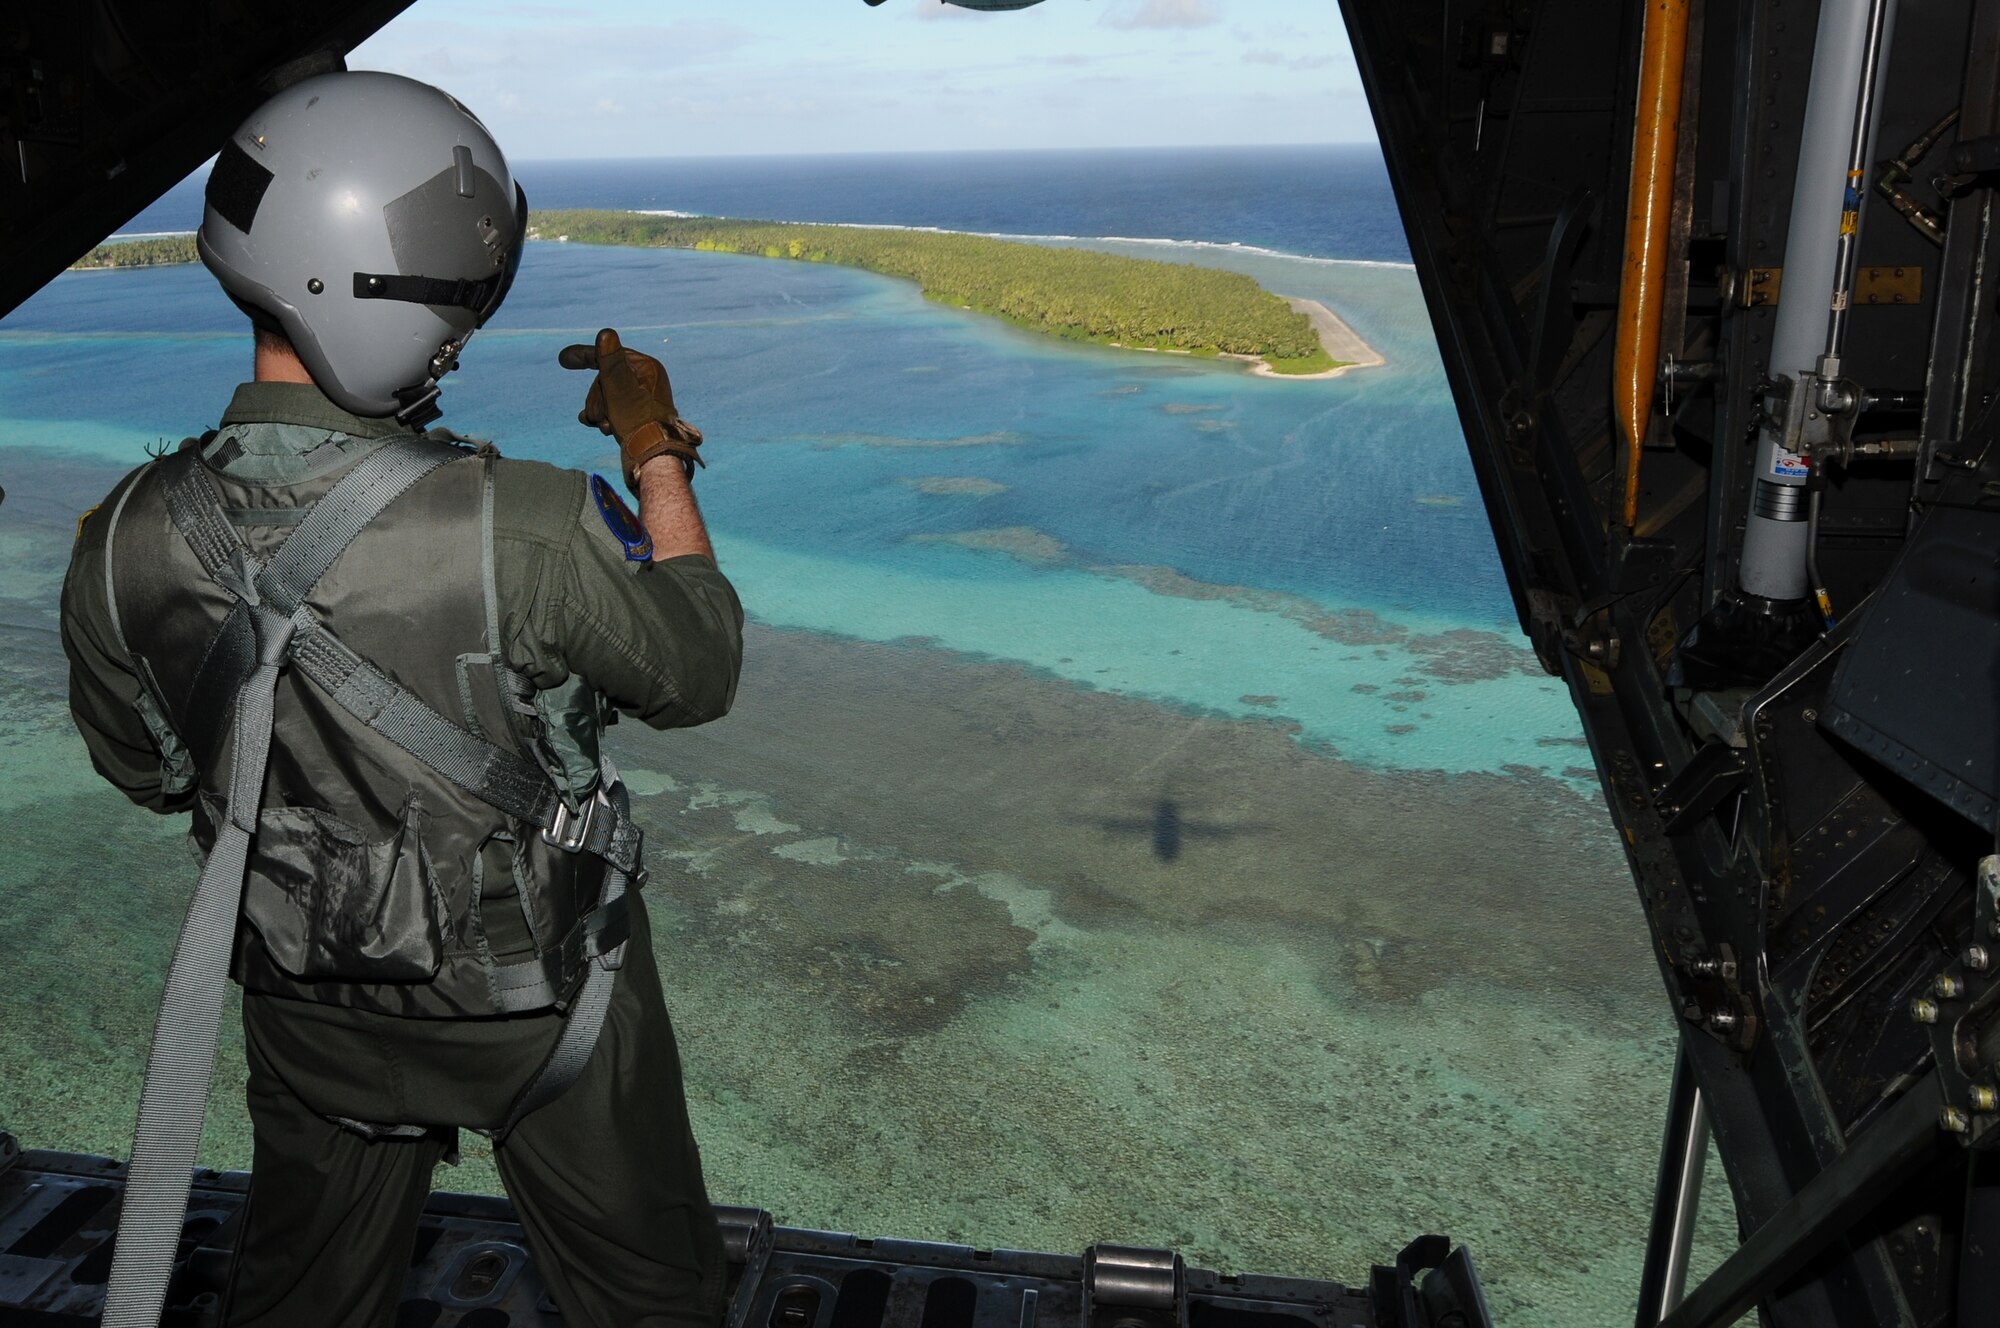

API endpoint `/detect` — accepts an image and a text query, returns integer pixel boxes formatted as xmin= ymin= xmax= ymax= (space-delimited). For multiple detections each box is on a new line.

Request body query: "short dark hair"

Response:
xmin=227 ymin=290 xmax=285 ymax=337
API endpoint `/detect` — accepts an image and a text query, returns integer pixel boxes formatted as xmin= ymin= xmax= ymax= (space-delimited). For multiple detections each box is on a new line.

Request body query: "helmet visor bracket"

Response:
xmin=480 ymin=181 xmax=529 ymax=326
xmin=358 ymin=163 xmax=524 ymax=324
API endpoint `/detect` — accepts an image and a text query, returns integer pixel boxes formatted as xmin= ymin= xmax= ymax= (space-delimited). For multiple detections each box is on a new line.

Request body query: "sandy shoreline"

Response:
xmin=1113 ymin=295 xmax=1386 ymax=380
xmin=1247 ymin=296 xmax=1386 ymax=379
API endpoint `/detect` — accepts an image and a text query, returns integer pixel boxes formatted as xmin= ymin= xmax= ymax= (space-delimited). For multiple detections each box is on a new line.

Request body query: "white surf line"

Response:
xmin=627 ymin=210 xmax=1417 ymax=270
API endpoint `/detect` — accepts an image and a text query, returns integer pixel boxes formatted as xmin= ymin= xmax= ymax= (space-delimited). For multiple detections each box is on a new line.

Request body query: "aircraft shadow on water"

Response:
xmin=1085 ymin=797 xmax=1272 ymax=863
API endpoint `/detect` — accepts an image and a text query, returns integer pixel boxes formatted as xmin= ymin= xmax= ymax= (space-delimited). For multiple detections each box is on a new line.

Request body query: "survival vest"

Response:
xmin=96 ymin=431 xmax=643 ymax=1328
xmin=106 ymin=431 xmax=635 ymax=1017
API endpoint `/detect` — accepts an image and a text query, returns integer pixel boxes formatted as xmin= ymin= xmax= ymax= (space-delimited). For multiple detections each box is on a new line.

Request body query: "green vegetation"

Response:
xmin=66 ymin=214 xmax=1346 ymax=375
xmin=530 ymin=210 xmax=1339 ymax=374
xmin=71 ymin=234 xmax=200 ymax=269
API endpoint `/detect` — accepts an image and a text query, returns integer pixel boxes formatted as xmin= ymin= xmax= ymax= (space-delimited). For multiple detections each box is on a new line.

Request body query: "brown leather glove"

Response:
xmin=558 ymin=327 xmax=704 ymax=489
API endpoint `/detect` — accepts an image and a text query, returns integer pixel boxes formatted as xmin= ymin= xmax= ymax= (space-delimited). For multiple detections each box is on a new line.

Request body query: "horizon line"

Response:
xmin=506 ymin=140 xmax=1376 ymax=165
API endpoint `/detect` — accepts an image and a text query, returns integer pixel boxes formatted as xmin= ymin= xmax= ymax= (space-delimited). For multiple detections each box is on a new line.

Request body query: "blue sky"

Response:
xmin=348 ymin=0 xmax=1366 ymax=159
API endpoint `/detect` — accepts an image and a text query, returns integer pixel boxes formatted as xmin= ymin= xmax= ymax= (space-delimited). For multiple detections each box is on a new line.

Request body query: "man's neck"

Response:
xmin=254 ymin=336 xmax=314 ymax=384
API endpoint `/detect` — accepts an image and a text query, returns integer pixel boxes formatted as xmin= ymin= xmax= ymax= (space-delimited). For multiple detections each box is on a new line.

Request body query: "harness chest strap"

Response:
xmin=160 ymin=443 xmax=642 ymax=878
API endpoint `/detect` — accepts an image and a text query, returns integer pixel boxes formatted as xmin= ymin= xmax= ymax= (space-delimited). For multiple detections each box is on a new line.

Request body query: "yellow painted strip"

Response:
xmin=1613 ymin=0 xmax=1692 ymax=531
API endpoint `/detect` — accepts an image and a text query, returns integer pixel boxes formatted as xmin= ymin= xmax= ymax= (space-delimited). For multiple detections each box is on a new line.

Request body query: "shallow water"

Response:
xmin=0 ymin=237 xmax=1734 ymax=1321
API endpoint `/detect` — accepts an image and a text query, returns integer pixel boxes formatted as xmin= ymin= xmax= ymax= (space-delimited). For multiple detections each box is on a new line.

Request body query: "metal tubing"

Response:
xmin=1661 ymin=1076 xmax=1946 ymax=1328
xmin=1738 ymin=0 xmax=1897 ymax=600
xmin=1635 ymin=1048 xmax=1712 ymax=1327
xmin=1824 ymin=0 xmax=1894 ymax=366
xmin=1614 ymin=0 xmax=1692 ymax=529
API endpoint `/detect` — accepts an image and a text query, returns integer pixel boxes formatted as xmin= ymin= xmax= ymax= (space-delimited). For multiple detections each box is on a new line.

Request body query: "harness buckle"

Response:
xmin=542 ymin=783 xmax=618 ymax=855
xmin=542 ymin=790 xmax=597 ymax=853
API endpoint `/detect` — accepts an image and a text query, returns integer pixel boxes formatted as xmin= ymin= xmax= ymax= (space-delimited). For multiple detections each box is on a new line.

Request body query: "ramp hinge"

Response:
xmin=1084 ymin=1244 xmax=1187 ymax=1328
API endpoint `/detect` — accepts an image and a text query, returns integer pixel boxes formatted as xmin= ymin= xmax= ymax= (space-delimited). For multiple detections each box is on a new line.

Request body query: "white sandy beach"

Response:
xmin=1248 ymin=296 xmax=1386 ymax=379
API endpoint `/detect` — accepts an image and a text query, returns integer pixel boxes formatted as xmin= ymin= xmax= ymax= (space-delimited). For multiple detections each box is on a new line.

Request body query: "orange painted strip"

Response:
xmin=1612 ymin=0 xmax=1691 ymax=530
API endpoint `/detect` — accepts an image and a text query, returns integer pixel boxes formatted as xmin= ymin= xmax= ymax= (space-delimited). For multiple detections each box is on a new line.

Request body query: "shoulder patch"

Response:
xmin=589 ymin=473 xmax=653 ymax=562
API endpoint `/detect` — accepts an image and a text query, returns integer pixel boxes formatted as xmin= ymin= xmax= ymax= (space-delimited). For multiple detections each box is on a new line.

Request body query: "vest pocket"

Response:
xmin=231 ymin=793 xmax=446 ymax=983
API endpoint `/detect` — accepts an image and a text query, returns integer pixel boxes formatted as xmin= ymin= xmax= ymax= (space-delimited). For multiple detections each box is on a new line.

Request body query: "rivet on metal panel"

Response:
xmin=1856 ymin=265 xmax=1923 ymax=305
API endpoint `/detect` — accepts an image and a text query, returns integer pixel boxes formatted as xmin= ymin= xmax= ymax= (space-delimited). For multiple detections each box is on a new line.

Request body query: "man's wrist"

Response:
xmin=633 ymin=453 xmax=692 ymax=489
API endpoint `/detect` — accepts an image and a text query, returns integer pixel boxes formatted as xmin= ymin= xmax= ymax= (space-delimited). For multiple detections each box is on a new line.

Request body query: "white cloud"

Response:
xmin=1103 ymin=0 xmax=1218 ymax=30
xmin=340 ymin=0 xmax=1363 ymax=157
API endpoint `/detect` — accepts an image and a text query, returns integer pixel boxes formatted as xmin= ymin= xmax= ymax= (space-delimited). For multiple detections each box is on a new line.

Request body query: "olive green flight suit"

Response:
xmin=59 ymin=381 xmax=744 ymax=1328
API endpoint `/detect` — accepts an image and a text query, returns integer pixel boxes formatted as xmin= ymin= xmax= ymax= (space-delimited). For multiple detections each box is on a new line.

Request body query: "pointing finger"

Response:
xmin=558 ymin=343 xmax=597 ymax=371
xmin=593 ymin=327 xmax=643 ymax=401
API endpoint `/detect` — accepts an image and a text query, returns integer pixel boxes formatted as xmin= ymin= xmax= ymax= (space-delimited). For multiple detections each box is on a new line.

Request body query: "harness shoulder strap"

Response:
xmin=100 ymin=457 xmax=161 ymax=671
xmin=167 ymin=437 xmax=463 ymax=763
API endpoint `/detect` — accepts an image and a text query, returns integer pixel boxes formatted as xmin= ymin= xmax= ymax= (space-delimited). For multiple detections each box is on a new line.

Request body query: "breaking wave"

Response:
xmin=620 ymin=212 xmax=1417 ymax=271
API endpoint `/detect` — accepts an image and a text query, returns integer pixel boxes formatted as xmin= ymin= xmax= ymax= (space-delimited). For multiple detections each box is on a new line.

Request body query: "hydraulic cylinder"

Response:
xmin=1737 ymin=0 xmax=1896 ymax=601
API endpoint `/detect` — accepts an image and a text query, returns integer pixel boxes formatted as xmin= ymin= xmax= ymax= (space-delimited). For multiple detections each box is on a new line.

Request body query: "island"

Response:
xmin=69 ymin=235 xmax=200 ymax=269
xmin=69 ymin=215 xmax=1379 ymax=378
xmin=532 ymin=210 xmax=1357 ymax=375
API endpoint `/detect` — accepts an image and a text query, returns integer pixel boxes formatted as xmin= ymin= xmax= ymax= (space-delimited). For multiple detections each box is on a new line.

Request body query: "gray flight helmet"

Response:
xmin=197 ymin=71 xmax=527 ymax=423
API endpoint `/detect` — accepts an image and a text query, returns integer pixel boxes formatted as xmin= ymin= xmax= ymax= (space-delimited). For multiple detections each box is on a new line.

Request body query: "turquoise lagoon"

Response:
xmin=0 ymin=238 xmax=1732 ymax=1322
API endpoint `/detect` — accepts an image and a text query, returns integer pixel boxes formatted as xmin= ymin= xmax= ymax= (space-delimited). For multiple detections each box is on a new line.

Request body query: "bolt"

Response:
xmin=1690 ymin=958 xmax=1722 ymax=979
xmin=1708 ymin=1010 xmax=1740 ymax=1034
xmin=1969 ymin=946 xmax=1992 ymax=972
xmin=1972 ymin=1085 xmax=1998 ymax=1113
xmin=1937 ymin=974 xmax=1965 ymax=1000
xmin=1912 ymin=997 xmax=1940 ymax=1024
xmin=1942 ymin=1106 xmax=1971 ymax=1134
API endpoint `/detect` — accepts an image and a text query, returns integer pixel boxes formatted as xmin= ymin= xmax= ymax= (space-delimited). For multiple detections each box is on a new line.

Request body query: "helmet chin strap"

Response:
xmin=390 ymin=336 xmax=467 ymax=429
xmin=393 ymin=382 xmax=443 ymax=429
